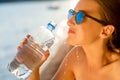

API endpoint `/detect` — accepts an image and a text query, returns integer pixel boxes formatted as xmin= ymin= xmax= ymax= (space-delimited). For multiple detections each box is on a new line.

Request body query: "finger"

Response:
xmin=17 ymin=38 xmax=27 ymax=50
xmin=17 ymin=43 xmax=24 ymax=50
xmin=39 ymin=50 xmax=50 ymax=66
xmin=44 ymin=50 xmax=50 ymax=58
xmin=42 ymin=50 xmax=50 ymax=61
xmin=22 ymin=38 xmax=28 ymax=44
xmin=26 ymin=34 xmax=31 ymax=38
xmin=26 ymin=34 xmax=34 ymax=42
xmin=17 ymin=45 xmax=21 ymax=50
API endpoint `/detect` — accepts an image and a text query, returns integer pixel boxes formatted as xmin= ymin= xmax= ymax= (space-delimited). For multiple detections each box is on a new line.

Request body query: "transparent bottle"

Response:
xmin=7 ymin=21 xmax=56 ymax=80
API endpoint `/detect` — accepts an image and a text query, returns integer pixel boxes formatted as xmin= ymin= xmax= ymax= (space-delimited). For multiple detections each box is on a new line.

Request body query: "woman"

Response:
xmin=20 ymin=0 xmax=120 ymax=80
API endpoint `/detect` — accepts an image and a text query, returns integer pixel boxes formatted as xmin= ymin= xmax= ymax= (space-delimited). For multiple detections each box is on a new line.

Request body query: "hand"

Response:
xmin=17 ymin=34 xmax=31 ymax=50
xmin=16 ymin=34 xmax=50 ymax=69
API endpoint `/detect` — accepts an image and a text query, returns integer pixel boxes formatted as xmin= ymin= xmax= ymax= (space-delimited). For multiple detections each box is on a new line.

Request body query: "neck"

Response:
xmin=82 ymin=40 xmax=111 ymax=69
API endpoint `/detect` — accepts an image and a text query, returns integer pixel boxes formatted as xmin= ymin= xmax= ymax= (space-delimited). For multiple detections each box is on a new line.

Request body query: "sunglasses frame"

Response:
xmin=68 ymin=9 xmax=108 ymax=25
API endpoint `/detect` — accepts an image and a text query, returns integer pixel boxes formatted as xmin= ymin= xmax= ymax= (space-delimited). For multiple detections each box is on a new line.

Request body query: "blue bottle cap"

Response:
xmin=47 ymin=21 xmax=57 ymax=31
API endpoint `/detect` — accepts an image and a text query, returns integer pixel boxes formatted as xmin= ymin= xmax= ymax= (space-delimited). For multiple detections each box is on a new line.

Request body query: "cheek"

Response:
xmin=67 ymin=25 xmax=101 ymax=46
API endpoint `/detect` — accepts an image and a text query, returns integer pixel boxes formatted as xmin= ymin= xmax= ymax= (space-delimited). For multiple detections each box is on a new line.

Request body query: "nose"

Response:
xmin=67 ymin=16 xmax=76 ymax=28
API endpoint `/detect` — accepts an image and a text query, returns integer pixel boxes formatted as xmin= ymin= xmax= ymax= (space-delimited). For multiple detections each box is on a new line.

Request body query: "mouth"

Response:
xmin=68 ymin=29 xmax=75 ymax=34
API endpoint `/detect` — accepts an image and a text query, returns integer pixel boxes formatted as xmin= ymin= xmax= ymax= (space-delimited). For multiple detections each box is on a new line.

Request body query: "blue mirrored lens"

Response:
xmin=76 ymin=11 xmax=84 ymax=24
xmin=68 ymin=9 xmax=75 ymax=20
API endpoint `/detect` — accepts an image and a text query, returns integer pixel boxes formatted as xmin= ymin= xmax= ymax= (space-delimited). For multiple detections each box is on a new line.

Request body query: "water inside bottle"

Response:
xmin=8 ymin=58 xmax=32 ymax=80
xmin=41 ymin=38 xmax=54 ymax=51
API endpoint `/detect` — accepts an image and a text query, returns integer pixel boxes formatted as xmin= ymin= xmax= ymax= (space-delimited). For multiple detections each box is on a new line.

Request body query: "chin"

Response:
xmin=67 ymin=38 xmax=84 ymax=47
xmin=66 ymin=39 xmax=77 ymax=46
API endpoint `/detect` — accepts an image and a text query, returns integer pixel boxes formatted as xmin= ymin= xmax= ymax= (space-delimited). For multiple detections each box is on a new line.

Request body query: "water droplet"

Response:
xmin=75 ymin=52 xmax=81 ymax=62
xmin=61 ymin=71 xmax=67 ymax=80
xmin=65 ymin=63 xmax=67 ymax=66
xmin=77 ymin=55 xmax=80 ymax=58
xmin=63 ymin=71 xmax=66 ymax=75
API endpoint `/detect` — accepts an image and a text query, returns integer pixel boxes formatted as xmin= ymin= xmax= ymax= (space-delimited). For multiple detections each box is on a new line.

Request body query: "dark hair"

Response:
xmin=96 ymin=0 xmax=120 ymax=53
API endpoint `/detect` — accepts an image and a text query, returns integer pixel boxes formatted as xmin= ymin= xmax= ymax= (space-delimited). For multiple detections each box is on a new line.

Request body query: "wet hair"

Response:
xmin=96 ymin=0 xmax=120 ymax=53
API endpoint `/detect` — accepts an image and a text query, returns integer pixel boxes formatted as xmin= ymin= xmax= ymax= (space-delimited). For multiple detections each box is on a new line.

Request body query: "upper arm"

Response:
xmin=51 ymin=47 xmax=80 ymax=80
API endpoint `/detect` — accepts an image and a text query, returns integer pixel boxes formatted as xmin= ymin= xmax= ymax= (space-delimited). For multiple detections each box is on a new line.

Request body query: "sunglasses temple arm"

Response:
xmin=85 ymin=14 xmax=108 ymax=25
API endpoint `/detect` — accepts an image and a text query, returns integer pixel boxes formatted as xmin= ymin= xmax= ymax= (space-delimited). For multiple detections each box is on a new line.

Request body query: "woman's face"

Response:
xmin=67 ymin=0 xmax=104 ymax=46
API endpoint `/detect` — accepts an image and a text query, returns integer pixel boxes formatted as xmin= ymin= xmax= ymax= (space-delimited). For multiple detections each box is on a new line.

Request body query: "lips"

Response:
xmin=68 ymin=29 xmax=75 ymax=34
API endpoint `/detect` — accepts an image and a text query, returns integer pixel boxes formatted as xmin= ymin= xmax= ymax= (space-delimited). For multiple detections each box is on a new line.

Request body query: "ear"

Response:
xmin=100 ymin=25 xmax=115 ymax=38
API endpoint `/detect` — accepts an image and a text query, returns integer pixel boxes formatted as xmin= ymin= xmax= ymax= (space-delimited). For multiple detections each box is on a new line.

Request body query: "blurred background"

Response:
xmin=0 ymin=0 xmax=78 ymax=80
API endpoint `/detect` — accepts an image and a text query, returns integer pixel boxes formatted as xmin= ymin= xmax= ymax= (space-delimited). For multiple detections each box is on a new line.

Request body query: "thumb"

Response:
xmin=42 ymin=50 xmax=50 ymax=61
xmin=44 ymin=50 xmax=50 ymax=58
xmin=40 ymin=50 xmax=50 ymax=66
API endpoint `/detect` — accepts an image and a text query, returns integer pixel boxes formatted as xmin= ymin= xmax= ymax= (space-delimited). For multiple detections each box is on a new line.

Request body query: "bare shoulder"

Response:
xmin=52 ymin=46 xmax=85 ymax=80
xmin=66 ymin=46 xmax=85 ymax=59
xmin=100 ymin=58 xmax=120 ymax=79
xmin=64 ymin=46 xmax=85 ymax=67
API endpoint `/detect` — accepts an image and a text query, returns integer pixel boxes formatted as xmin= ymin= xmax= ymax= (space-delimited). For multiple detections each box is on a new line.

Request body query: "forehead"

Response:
xmin=74 ymin=0 xmax=100 ymax=17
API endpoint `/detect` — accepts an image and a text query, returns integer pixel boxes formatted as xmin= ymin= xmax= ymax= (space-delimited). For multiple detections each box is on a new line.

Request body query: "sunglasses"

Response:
xmin=68 ymin=9 xmax=108 ymax=25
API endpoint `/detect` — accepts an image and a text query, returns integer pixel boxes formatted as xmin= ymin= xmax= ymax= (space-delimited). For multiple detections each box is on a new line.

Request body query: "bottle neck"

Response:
xmin=47 ymin=21 xmax=56 ymax=31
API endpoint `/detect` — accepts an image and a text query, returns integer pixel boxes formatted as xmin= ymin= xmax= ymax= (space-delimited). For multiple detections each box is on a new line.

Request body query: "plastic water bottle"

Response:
xmin=7 ymin=21 xmax=56 ymax=80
